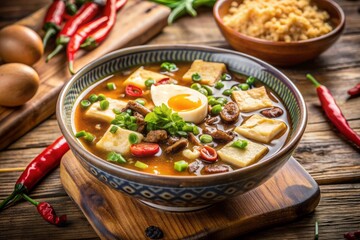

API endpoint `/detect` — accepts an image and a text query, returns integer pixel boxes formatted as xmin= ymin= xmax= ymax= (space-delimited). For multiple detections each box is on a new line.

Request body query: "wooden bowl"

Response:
xmin=213 ymin=0 xmax=345 ymax=66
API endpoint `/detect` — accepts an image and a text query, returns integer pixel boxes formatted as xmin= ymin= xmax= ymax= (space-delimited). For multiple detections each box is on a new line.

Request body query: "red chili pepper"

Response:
xmin=43 ymin=0 xmax=66 ymax=49
xmin=67 ymin=0 xmax=127 ymax=74
xmin=130 ymin=143 xmax=160 ymax=157
xmin=344 ymin=230 xmax=360 ymax=240
xmin=154 ymin=78 xmax=171 ymax=86
xmin=125 ymin=85 xmax=143 ymax=97
xmin=307 ymin=74 xmax=360 ymax=148
xmin=80 ymin=0 xmax=126 ymax=49
xmin=22 ymin=194 xmax=67 ymax=227
xmin=46 ymin=1 xmax=103 ymax=62
xmin=67 ymin=16 xmax=108 ymax=74
xmin=0 ymin=136 xmax=69 ymax=211
xmin=199 ymin=146 xmax=218 ymax=162
xmin=347 ymin=83 xmax=360 ymax=97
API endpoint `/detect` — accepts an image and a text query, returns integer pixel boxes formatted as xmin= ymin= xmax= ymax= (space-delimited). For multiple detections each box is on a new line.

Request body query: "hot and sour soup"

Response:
xmin=74 ymin=60 xmax=290 ymax=176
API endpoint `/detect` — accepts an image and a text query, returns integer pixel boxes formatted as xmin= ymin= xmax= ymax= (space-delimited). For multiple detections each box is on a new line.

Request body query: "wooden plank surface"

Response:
xmin=60 ymin=151 xmax=320 ymax=239
xmin=0 ymin=0 xmax=170 ymax=150
xmin=0 ymin=0 xmax=359 ymax=239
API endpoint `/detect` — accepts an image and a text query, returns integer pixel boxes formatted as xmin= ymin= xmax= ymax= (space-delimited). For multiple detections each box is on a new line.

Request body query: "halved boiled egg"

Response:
xmin=151 ymin=84 xmax=208 ymax=124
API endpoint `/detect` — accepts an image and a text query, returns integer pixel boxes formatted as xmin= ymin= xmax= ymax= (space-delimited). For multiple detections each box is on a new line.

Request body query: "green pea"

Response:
xmin=161 ymin=62 xmax=178 ymax=72
xmin=216 ymin=97 xmax=228 ymax=105
xmin=193 ymin=126 xmax=200 ymax=135
xmin=198 ymin=88 xmax=208 ymax=96
xmin=80 ymin=100 xmax=91 ymax=109
xmin=135 ymin=98 xmax=145 ymax=106
xmin=182 ymin=125 xmax=193 ymax=132
xmin=88 ymin=94 xmax=98 ymax=103
xmin=222 ymin=89 xmax=233 ymax=96
xmin=208 ymin=96 xmax=217 ymax=106
xmin=239 ymin=83 xmax=249 ymax=90
xmin=231 ymin=140 xmax=248 ymax=149
xmin=191 ymin=83 xmax=202 ymax=90
xmin=246 ymin=76 xmax=256 ymax=85
xmin=202 ymin=85 xmax=213 ymax=95
xmin=231 ymin=86 xmax=239 ymax=91
xmin=200 ymin=134 xmax=213 ymax=143
xmin=100 ymin=99 xmax=109 ymax=110
xmin=221 ymin=73 xmax=232 ymax=81
xmin=106 ymin=82 xmax=116 ymax=90
xmin=145 ymin=78 xmax=155 ymax=88
xmin=98 ymin=94 xmax=106 ymax=101
xmin=215 ymin=81 xmax=224 ymax=89
xmin=211 ymin=104 xmax=223 ymax=115
xmin=192 ymin=73 xmax=202 ymax=82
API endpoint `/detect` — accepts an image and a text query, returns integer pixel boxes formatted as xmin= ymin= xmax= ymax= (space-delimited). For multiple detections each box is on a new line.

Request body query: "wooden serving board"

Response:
xmin=0 ymin=0 xmax=170 ymax=150
xmin=60 ymin=151 xmax=320 ymax=239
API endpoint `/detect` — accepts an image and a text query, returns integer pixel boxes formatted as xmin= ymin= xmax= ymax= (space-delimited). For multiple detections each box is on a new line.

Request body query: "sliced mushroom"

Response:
xmin=206 ymin=116 xmax=220 ymax=125
xmin=188 ymin=133 xmax=202 ymax=146
xmin=220 ymin=102 xmax=240 ymax=123
xmin=204 ymin=164 xmax=232 ymax=174
xmin=125 ymin=100 xmax=151 ymax=116
xmin=260 ymin=107 xmax=284 ymax=118
xmin=165 ymin=138 xmax=188 ymax=154
xmin=203 ymin=126 xmax=234 ymax=142
xmin=166 ymin=136 xmax=180 ymax=146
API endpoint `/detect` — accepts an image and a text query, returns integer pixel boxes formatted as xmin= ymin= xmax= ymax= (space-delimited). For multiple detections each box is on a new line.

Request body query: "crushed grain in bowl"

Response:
xmin=223 ymin=0 xmax=333 ymax=42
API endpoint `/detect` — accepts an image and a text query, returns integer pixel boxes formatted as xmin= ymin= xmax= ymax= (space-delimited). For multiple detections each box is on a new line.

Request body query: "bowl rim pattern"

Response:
xmin=57 ymin=44 xmax=307 ymax=186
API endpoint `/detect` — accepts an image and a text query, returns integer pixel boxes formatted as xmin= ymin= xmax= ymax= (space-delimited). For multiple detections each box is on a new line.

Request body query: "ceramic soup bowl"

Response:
xmin=57 ymin=45 xmax=307 ymax=212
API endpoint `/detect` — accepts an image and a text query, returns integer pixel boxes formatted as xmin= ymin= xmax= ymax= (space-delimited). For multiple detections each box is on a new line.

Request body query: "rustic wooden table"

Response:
xmin=0 ymin=0 xmax=359 ymax=239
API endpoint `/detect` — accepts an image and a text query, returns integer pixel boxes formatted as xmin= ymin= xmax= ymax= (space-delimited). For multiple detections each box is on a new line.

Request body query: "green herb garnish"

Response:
xmin=231 ymin=140 xmax=248 ymax=149
xmin=144 ymin=103 xmax=187 ymax=136
xmin=129 ymin=133 xmax=139 ymax=144
xmin=174 ymin=160 xmax=188 ymax=172
xmin=107 ymin=151 xmax=126 ymax=163
xmin=192 ymin=73 xmax=201 ymax=82
xmin=111 ymin=112 xmax=138 ymax=131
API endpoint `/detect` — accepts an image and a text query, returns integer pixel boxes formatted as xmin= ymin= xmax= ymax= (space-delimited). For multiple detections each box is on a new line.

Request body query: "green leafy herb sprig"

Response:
xmin=150 ymin=0 xmax=217 ymax=24
xmin=145 ymin=104 xmax=186 ymax=136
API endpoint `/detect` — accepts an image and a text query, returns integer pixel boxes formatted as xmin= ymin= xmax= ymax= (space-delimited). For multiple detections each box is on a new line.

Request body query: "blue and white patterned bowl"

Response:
xmin=57 ymin=45 xmax=307 ymax=212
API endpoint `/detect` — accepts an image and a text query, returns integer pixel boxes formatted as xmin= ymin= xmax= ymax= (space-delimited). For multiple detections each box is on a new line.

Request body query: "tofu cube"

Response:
xmin=218 ymin=139 xmax=268 ymax=168
xmin=85 ymin=97 xmax=127 ymax=123
xmin=235 ymin=114 xmax=287 ymax=143
xmin=123 ymin=67 xmax=173 ymax=90
xmin=96 ymin=126 xmax=144 ymax=154
xmin=182 ymin=60 xmax=226 ymax=86
xmin=232 ymin=86 xmax=273 ymax=112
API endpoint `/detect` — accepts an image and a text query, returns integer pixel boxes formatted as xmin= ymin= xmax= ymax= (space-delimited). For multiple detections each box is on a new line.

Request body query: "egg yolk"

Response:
xmin=168 ymin=94 xmax=202 ymax=112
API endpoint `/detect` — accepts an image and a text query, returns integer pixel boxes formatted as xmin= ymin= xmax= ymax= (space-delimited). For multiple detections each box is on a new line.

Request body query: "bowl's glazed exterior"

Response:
xmin=213 ymin=0 xmax=345 ymax=66
xmin=57 ymin=45 xmax=307 ymax=211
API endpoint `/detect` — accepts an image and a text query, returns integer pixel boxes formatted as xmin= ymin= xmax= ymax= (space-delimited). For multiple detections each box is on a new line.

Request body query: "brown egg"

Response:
xmin=0 ymin=25 xmax=43 ymax=65
xmin=0 ymin=63 xmax=40 ymax=107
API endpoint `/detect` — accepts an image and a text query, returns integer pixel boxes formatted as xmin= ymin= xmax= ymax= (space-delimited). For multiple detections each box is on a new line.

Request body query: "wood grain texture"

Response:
xmin=0 ymin=0 xmax=359 ymax=239
xmin=60 ymin=151 xmax=320 ymax=240
xmin=0 ymin=0 xmax=170 ymax=150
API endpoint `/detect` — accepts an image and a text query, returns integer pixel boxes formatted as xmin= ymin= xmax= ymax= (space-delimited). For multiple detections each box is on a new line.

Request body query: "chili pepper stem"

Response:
xmin=68 ymin=61 xmax=75 ymax=75
xmin=306 ymin=74 xmax=321 ymax=88
xmin=43 ymin=28 xmax=57 ymax=49
xmin=22 ymin=193 xmax=39 ymax=206
xmin=46 ymin=44 xmax=64 ymax=62
xmin=80 ymin=37 xmax=96 ymax=49
xmin=0 ymin=191 xmax=18 ymax=211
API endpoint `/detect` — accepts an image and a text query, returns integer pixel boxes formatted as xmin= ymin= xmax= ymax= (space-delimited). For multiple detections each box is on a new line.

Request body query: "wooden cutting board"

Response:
xmin=0 ymin=0 xmax=170 ymax=150
xmin=60 ymin=151 xmax=320 ymax=239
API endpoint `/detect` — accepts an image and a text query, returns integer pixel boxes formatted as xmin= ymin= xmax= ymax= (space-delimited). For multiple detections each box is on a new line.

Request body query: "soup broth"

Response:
xmin=74 ymin=60 xmax=290 ymax=176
